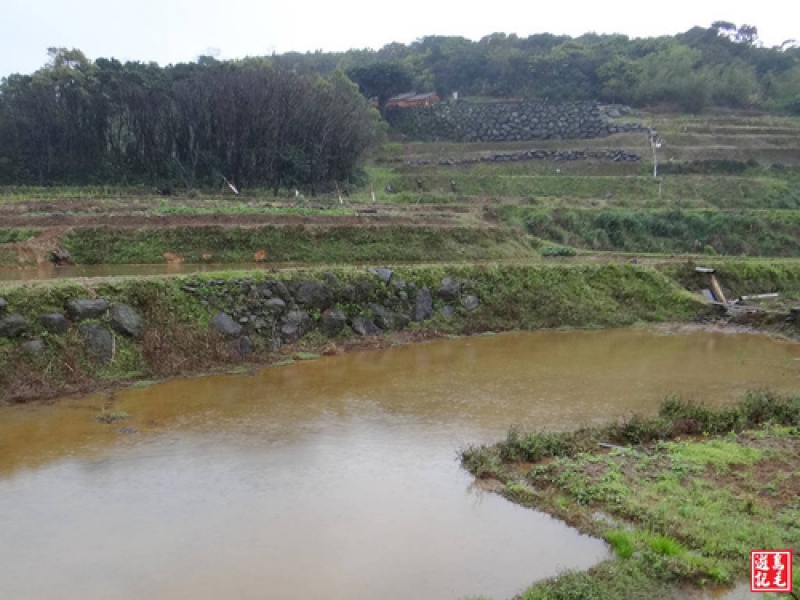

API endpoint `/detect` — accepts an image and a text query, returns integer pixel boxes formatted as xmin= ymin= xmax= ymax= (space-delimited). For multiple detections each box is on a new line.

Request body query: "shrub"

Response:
xmin=541 ymin=245 xmax=577 ymax=257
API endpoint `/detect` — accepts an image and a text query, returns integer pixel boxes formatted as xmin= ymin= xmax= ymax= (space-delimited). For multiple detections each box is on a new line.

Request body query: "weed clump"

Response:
xmin=541 ymin=245 xmax=577 ymax=257
xmin=501 ymin=426 xmax=574 ymax=462
xmin=462 ymin=391 xmax=800 ymax=600
xmin=613 ymin=392 xmax=800 ymax=445
xmin=604 ymin=529 xmax=635 ymax=559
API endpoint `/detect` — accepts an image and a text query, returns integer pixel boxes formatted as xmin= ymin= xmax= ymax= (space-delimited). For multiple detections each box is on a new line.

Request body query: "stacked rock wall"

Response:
xmin=384 ymin=100 xmax=647 ymax=142
xmin=0 ymin=267 xmax=480 ymax=363
xmin=0 ymin=263 xmax=705 ymax=403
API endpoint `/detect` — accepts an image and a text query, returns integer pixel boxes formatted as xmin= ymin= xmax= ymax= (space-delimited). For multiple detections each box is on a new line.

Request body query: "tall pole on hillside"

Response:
xmin=649 ymin=127 xmax=664 ymax=196
xmin=649 ymin=127 xmax=661 ymax=178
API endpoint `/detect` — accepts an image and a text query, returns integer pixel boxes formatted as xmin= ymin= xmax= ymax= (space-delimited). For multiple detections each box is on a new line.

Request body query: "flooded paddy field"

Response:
xmin=2 ymin=328 xmax=799 ymax=599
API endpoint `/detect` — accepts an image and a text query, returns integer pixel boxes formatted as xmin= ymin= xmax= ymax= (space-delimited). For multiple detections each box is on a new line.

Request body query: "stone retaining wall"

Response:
xmin=384 ymin=100 xmax=647 ymax=142
xmin=0 ymin=267 xmax=480 ymax=362
xmin=0 ymin=263 xmax=706 ymax=403
xmin=404 ymin=148 xmax=641 ymax=167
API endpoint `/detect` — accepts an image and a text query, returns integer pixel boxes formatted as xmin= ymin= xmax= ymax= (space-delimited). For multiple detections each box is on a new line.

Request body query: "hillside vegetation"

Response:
xmin=1 ymin=21 xmax=799 ymax=191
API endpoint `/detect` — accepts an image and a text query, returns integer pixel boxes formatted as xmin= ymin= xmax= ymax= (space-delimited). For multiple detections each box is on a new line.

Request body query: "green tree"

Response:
xmin=634 ymin=44 xmax=710 ymax=111
xmin=709 ymin=60 xmax=759 ymax=107
xmin=346 ymin=62 xmax=415 ymax=109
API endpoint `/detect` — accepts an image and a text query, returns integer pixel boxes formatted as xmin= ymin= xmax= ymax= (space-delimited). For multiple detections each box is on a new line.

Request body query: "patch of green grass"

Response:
xmin=271 ymin=359 xmax=296 ymax=367
xmin=94 ymin=411 xmax=130 ymax=424
xmin=501 ymin=426 xmax=571 ymax=462
xmin=604 ymin=529 xmax=636 ymax=559
xmin=129 ymin=380 xmax=157 ymax=389
xmin=0 ymin=228 xmax=39 ymax=244
xmin=669 ymin=440 xmax=763 ymax=468
xmin=644 ymin=533 xmax=686 ymax=557
xmin=505 ymin=482 xmax=540 ymax=503
xmin=520 ymin=560 xmax=666 ymax=600
xmin=61 ymin=225 xmax=536 ymax=264
xmin=373 ymin=164 xmax=799 ymax=209
xmin=541 ymin=245 xmax=578 ymax=257
xmin=151 ymin=201 xmax=353 ymax=217
xmin=501 ymin=206 xmax=800 ymax=257
xmin=463 ymin=393 xmax=800 ymax=600
xmin=0 ymin=248 xmax=19 ymax=267
xmin=461 ymin=445 xmax=504 ymax=479
xmin=293 ymin=352 xmax=321 ymax=361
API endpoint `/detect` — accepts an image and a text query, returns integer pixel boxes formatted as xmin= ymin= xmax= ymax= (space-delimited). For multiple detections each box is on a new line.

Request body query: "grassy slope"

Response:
xmin=0 ymin=263 xmax=701 ymax=403
xmin=501 ymin=207 xmax=800 ymax=256
xmin=661 ymin=260 xmax=800 ymax=297
xmin=0 ymin=228 xmax=39 ymax=243
xmin=373 ymin=167 xmax=800 ymax=210
xmin=60 ymin=225 xmax=536 ymax=264
xmin=462 ymin=393 xmax=800 ymax=599
xmin=367 ymin=112 xmax=800 ymax=258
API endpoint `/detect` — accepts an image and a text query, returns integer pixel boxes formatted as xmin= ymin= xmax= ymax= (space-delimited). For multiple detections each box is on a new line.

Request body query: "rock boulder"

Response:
xmin=438 ymin=277 xmax=461 ymax=302
xmin=66 ymin=298 xmax=109 ymax=321
xmin=462 ymin=295 xmax=481 ymax=312
xmin=413 ymin=286 xmax=434 ymax=321
xmin=0 ymin=314 xmax=28 ymax=339
xmin=294 ymin=280 xmax=334 ymax=310
xmin=321 ymin=308 xmax=347 ymax=337
xmin=79 ymin=323 xmax=113 ymax=363
xmin=109 ymin=304 xmax=144 ymax=339
xmin=368 ymin=267 xmax=394 ymax=284
xmin=211 ymin=313 xmax=243 ymax=337
xmin=280 ymin=310 xmax=311 ymax=343
xmin=351 ymin=316 xmax=381 ymax=336
xmin=21 ymin=339 xmax=45 ymax=355
xmin=40 ymin=313 xmax=69 ymax=334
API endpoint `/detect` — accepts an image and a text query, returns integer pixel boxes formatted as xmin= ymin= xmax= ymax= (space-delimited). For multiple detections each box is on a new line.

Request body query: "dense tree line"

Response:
xmin=2 ymin=23 xmax=798 ymax=187
xmin=0 ymin=50 xmax=381 ymax=189
xmin=276 ymin=23 xmax=800 ymax=113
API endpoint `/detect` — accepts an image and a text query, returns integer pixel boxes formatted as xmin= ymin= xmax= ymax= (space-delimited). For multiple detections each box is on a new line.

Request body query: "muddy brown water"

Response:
xmin=2 ymin=328 xmax=800 ymax=600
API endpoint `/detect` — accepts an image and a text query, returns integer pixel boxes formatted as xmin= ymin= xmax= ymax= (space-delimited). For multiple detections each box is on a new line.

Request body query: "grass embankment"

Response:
xmin=660 ymin=260 xmax=800 ymax=319
xmin=501 ymin=206 xmax=800 ymax=257
xmin=60 ymin=225 xmax=535 ymax=264
xmin=663 ymin=260 xmax=800 ymax=297
xmin=0 ymin=263 xmax=701 ymax=403
xmin=462 ymin=393 xmax=800 ymax=599
xmin=0 ymin=229 xmax=38 ymax=244
xmin=372 ymin=166 xmax=800 ymax=210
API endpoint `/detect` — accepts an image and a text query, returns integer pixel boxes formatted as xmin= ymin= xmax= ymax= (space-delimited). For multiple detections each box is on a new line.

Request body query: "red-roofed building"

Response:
xmin=384 ymin=92 xmax=440 ymax=108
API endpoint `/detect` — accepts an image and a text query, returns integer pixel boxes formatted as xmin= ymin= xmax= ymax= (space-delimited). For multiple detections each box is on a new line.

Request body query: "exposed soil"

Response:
xmin=1 ymin=227 xmax=70 ymax=266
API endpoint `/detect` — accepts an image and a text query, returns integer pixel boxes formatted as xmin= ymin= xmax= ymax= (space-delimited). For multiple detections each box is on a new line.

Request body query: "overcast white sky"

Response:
xmin=1 ymin=0 xmax=797 ymax=79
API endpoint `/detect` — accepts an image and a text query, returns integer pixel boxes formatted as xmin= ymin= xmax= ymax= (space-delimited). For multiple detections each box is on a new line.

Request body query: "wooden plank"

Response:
xmin=709 ymin=274 xmax=727 ymax=304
